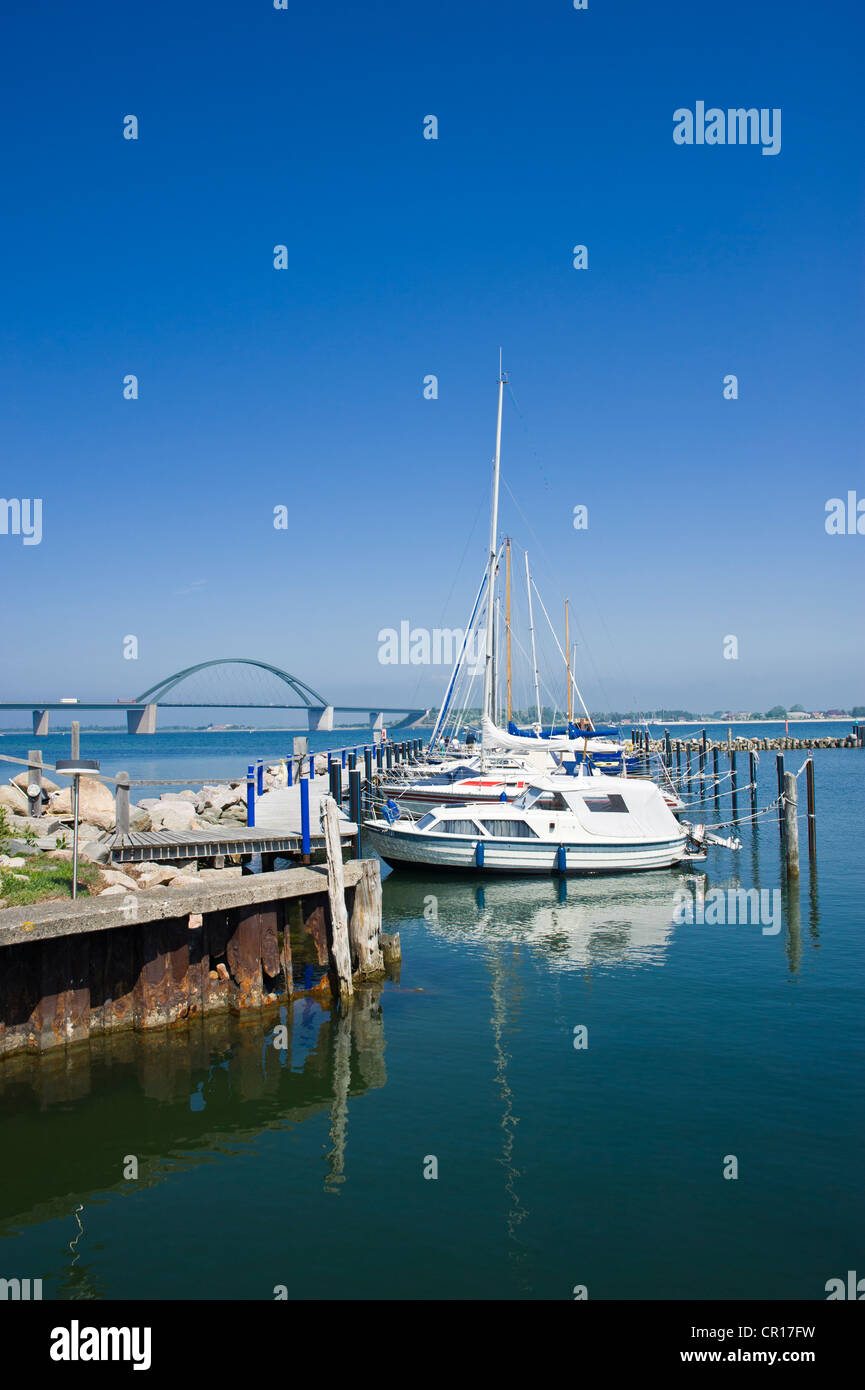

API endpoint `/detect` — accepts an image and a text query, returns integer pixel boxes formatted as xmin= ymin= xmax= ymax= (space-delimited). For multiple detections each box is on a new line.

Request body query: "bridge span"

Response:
xmin=1 ymin=658 xmax=428 ymax=734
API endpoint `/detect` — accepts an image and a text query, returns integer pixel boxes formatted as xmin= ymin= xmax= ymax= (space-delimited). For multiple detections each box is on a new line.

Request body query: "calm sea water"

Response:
xmin=0 ymin=727 xmax=862 ymax=1299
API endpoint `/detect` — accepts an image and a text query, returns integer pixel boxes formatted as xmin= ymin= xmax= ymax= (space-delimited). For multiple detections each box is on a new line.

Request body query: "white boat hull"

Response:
xmin=364 ymin=824 xmax=686 ymax=875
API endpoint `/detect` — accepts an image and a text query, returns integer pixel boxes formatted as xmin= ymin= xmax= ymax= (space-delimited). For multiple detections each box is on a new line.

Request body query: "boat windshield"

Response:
xmin=415 ymin=812 xmax=436 ymax=829
xmin=513 ymin=787 xmax=543 ymax=810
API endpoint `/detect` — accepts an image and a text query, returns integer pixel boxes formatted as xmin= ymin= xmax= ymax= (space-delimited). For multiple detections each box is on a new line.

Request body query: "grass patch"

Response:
xmin=0 ymin=856 xmax=103 ymax=907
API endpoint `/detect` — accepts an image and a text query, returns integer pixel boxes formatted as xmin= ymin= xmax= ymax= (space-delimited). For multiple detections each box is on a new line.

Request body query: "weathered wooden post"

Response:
xmin=749 ymin=750 xmax=758 ymax=813
xmin=730 ymin=749 xmax=738 ymax=810
xmin=115 ymin=770 xmax=130 ymax=837
xmin=26 ymin=749 xmax=43 ymax=817
xmin=70 ymin=720 xmax=80 ymax=761
xmin=349 ymin=859 xmax=384 ymax=976
xmin=321 ymin=796 xmax=353 ymax=1000
xmin=246 ymin=765 xmax=255 ymax=828
xmin=783 ymin=771 xmax=800 ymax=877
xmin=806 ymin=758 xmax=816 ymax=857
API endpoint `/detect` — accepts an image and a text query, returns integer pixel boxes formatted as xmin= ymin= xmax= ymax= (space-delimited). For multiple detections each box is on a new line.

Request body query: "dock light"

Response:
xmin=54 ymin=758 xmax=101 ymax=901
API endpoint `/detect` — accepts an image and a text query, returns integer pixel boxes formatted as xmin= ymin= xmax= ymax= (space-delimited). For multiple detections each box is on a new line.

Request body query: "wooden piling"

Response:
xmin=348 ymin=859 xmax=384 ymax=976
xmin=116 ymin=770 xmax=130 ymax=836
xmin=712 ymin=746 xmax=719 ymax=806
xmin=783 ymin=771 xmax=800 ymax=877
xmin=805 ymin=758 xmax=816 ymax=856
xmin=776 ymin=754 xmax=785 ymax=840
xmin=749 ymin=750 xmax=757 ymax=812
xmin=321 ymin=796 xmax=353 ymax=1000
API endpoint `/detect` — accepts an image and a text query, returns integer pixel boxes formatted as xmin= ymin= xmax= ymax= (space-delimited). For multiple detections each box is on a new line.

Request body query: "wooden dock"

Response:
xmin=0 ymin=850 xmax=398 ymax=1059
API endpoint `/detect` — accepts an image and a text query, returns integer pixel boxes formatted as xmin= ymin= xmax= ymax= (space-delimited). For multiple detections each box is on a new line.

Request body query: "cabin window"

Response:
xmin=437 ymin=819 xmax=485 ymax=836
xmin=582 ymin=794 xmax=628 ymax=813
xmin=479 ymin=820 xmax=539 ymax=838
xmin=415 ymin=813 xmax=436 ymax=829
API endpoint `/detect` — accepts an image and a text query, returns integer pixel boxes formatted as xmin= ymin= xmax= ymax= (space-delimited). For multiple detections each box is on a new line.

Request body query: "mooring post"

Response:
xmin=287 ymin=755 xmax=294 ymax=787
xmin=70 ymin=720 xmax=80 ymax=761
xmin=349 ymin=766 xmax=361 ymax=824
xmin=329 ymin=759 xmax=342 ymax=803
xmin=246 ymin=765 xmax=255 ymax=828
xmin=115 ymin=770 xmax=130 ymax=837
xmin=342 ymin=748 xmax=347 ymax=768
xmin=26 ymin=748 xmax=43 ymax=817
xmin=712 ymin=746 xmax=719 ymax=806
xmin=348 ymin=750 xmax=357 ymax=772
xmin=256 ymin=759 xmax=264 ymax=797
xmin=730 ymin=749 xmax=738 ymax=810
xmin=805 ymin=758 xmax=816 ymax=857
xmin=783 ymin=771 xmax=800 ymax=877
xmin=364 ymin=747 xmax=373 ymax=785
xmin=300 ymin=776 xmax=311 ymax=861
xmin=776 ymin=754 xmax=785 ymax=840
xmin=664 ymin=730 xmax=671 ymax=765
xmin=749 ymin=750 xmax=758 ymax=812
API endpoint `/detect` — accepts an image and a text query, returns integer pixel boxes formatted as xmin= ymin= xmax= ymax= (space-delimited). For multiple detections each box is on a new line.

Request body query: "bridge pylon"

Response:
xmin=127 ymin=703 xmax=158 ymax=735
xmin=307 ymin=705 xmax=334 ymax=731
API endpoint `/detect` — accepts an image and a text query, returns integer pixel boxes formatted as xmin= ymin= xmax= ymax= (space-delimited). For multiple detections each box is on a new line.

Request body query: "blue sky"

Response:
xmin=1 ymin=0 xmax=863 ymax=722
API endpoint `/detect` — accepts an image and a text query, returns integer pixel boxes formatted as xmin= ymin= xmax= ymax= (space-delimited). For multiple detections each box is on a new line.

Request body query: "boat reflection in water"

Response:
xmin=383 ymin=868 xmax=703 ymax=973
xmin=0 ymin=983 xmax=390 ymax=1295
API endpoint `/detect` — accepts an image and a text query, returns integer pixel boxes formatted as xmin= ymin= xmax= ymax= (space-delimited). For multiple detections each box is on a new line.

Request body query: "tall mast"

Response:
xmin=565 ymin=600 xmax=572 ymax=723
xmin=482 ymin=351 xmax=505 ymax=725
xmin=505 ymin=537 xmax=512 ymax=723
xmin=525 ymin=549 xmax=542 ymax=727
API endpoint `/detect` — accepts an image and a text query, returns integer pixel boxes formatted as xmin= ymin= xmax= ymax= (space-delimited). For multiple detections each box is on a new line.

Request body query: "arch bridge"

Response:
xmin=6 ymin=658 xmax=427 ymax=734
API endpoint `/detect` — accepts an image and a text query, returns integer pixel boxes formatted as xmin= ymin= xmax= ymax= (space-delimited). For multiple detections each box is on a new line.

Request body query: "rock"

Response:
xmin=0 ymin=855 xmax=27 ymax=869
xmin=188 ymin=912 xmax=203 ymax=929
xmin=80 ymin=842 xmax=111 ymax=865
xmin=196 ymin=809 xmax=223 ymax=825
xmin=0 ymin=899 xmax=7 ymax=910
xmin=99 ymin=885 xmax=130 ymax=896
xmin=215 ymin=963 xmax=230 ymax=981
xmin=0 ymin=784 xmax=28 ymax=815
xmin=4 ymin=839 xmax=40 ymax=857
xmin=148 ymin=800 xmax=197 ymax=833
xmin=128 ymin=805 xmax=151 ymax=831
xmin=49 ymin=777 xmax=116 ymax=831
xmin=9 ymin=872 xmax=28 ymax=882
xmin=36 ymin=835 xmax=68 ymax=852
xmin=12 ymin=771 xmax=59 ymax=794
xmin=165 ymin=859 xmax=198 ymax=874
xmin=100 ymin=869 xmax=139 ymax=890
xmin=196 ymin=867 xmax=243 ymax=883
xmin=219 ymin=806 xmax=248 ymax=823
xmin=47 ymin=849 xmax=74 ymax=861
xmin=137 ymin=799 xmax=160 ymax=810
xmin=168 ymin=873 xmax=200 ymax=887
xmin=7 ymin=814 xmax=62 ymax=837
xmin=137 ymin=867 xmax=180 ymax=888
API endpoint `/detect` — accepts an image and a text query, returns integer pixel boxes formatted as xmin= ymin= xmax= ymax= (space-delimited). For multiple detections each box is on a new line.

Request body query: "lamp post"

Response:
xmin=54 ymin=758 xmax=100 ymax=900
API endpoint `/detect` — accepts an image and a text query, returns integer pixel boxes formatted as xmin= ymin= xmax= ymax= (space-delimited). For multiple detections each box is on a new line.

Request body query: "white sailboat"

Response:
xmin=365 ymin=357 xmax=708 ymax=875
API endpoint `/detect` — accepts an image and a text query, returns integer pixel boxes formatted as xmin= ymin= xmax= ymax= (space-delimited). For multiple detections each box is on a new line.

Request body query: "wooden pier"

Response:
xmin=0 ymin=851 xmax=397 ymax=1060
